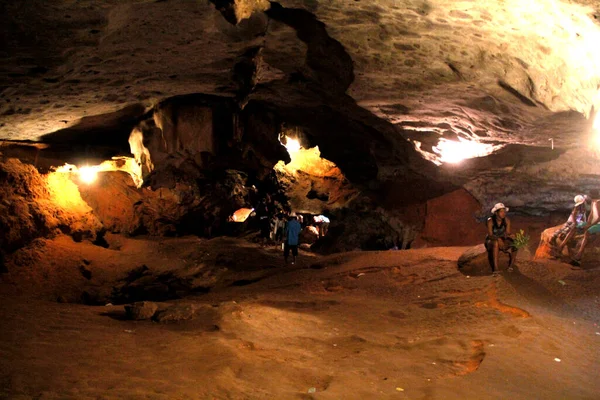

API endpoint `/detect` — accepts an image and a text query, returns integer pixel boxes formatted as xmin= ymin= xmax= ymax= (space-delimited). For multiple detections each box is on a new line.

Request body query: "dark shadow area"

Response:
xmin=230 ymin=277 xmax=264 ymax=286
xmin=498 ymin=80 xmax=537 ymax=107
xmin=99 ymin=310 xmax=130 ymax=321
xmin=39 ymin=103 xmax=147 ymax=151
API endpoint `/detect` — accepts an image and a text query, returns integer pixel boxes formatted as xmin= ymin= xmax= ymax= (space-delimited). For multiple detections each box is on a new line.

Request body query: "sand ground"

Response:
xmin=1 ymin=235 xmax=599 ymax=400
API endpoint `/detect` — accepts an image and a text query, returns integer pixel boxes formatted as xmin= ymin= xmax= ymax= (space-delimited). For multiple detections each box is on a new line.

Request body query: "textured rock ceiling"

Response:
xmin=3 ymin=0 xmax=600 ymax=213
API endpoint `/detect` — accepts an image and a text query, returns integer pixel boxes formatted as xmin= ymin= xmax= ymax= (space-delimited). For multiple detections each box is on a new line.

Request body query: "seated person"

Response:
xmin=485 ymin=203 xmax=517 ymax=274
xmin=553 ymin=195 xmax=588 ymax=255
xmin=572 ymin=199 xmax=600 ymax=264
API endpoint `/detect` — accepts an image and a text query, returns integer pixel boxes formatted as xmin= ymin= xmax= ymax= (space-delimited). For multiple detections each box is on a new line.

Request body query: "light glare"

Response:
xmin=79 ymin=166 xmax=98 ymax=184
xmin=285 ymin=137 xmax=302 ymax=154
xmin=432 ymin=138 xmax=498 ymax=164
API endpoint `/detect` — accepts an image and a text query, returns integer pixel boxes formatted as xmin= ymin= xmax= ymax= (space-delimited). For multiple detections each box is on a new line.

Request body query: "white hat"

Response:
xmin=289 ymin=212 xmax=297 ymax=217
xmin=574 ymin=195 xmax=586 ymax=206
xmin=491 ymin=203 xmax=509 ymax=214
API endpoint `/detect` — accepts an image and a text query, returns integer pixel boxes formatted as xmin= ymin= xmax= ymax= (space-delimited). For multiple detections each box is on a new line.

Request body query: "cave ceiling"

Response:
xmin=2 ymin=0 xmax=600 ymax=214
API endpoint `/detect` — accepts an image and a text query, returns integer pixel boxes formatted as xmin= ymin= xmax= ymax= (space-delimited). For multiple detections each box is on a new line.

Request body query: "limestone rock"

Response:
xmin=534 ymin=225 xmax=564 ymax=260
xmin=125 ymin=301 xmax=159 ymax=320
xmin=0 ymin=159 xmax=102 ymax=253
xmin=153 ymin=304 xmax=196 ymax=323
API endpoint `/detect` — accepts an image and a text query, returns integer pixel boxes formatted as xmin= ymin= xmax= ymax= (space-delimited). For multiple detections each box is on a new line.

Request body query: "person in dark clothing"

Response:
xmin=485 ymin=203 xmax=517 ymax=274
xmin=283 ymin=212 xmax=302 ymax=264
xmin=256 ymin=198 xmax=271 ymax=240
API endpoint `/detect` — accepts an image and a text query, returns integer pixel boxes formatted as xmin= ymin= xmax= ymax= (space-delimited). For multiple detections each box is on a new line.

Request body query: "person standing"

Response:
xmin=485 ymin=203 xmax=517 ymax=274
xmin=283 ymin=212 xmax=302 ymax=265
xmin=256 ymin=198 xmax=271 ymax=240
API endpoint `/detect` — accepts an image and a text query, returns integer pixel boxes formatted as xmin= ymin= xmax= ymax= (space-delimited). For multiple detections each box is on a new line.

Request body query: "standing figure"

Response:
xmin=256 ymin=198 xmax=271 ymax=240
xmin=283 ymin=212 xmax=302 ymax=265
xmin=485 ymin=203 xmax=517 ymax=274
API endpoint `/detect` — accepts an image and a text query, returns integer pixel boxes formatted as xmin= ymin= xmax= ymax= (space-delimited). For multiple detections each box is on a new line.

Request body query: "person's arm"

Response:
xmin=505 ymin=217 xmax=511 ymax=237
xmin=566 ymin=208 xmax=577 ymax=224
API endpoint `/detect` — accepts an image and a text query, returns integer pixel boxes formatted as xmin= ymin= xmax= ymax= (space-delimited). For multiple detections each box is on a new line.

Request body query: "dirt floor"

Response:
xmin=1 ymin=235 xmax=599 ymax=400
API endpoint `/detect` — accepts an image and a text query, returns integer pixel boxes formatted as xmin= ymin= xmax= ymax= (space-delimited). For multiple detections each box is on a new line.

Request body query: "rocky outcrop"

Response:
xmin=0 ymin=159 xmax=102 ymax=253
xmin=130 ymin=95 xmax=289 ymax=182
xmin=534 ymin=225 xmax=563 ymax=260
xmin=125 ymin=301 xmax=159 ymax=320
xmin=311 ymin=197 xmax=422 ymax=253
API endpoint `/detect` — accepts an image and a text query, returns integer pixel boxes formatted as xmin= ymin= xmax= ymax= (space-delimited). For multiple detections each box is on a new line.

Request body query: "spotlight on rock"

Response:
xmin=52 ymin=157 xmax=143 ymax=187
xmin=431 ymin=137 xmax=499 ymax=165
xmin=284 ymin=137 xmax=302 ymax=154
xmin=78 ymin=166 xmax=98 ymax=184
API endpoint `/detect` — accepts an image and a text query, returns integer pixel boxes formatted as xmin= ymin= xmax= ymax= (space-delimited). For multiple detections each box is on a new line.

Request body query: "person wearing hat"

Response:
xmin=485 ymin=203 xmax=517 ymax=274
xmin=553 ymin=194 xmax=589 ymax=256
xmin=571 ymin=197 xmax=600 ymax=265
xmin=283 ymin=212 xmax=302 ymax=265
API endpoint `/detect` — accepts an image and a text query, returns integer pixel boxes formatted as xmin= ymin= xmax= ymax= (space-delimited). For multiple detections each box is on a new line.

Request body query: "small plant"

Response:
xmin=513 ymin=229 xmax=530 ymax=250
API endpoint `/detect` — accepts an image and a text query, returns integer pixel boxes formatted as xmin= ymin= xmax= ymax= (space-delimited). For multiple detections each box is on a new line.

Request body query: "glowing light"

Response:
xmin=45 ymin=172 xmax=94 ymax=213
xmin=229 ymin=207 xmax=254 ymax=222
xmin=53 ymin=156 xmax=143 ymax=187
xmin=285 ymin=137 xmax=302 ymax=154
xmin=432 ymin=138 xmax=498 ymax=164
xmin=78 ymin=166 xmax=98 ymax=184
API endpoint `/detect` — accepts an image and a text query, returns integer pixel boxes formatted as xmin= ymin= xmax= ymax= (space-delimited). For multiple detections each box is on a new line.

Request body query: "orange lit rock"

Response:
xmin=0 ymin=159 xmax=102 ymax=252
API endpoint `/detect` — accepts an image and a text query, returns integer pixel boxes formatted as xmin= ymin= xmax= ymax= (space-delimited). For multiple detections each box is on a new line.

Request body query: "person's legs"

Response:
xmin=492 ymin=240 xmax=500 ymax=273
xmin=573 ymin=230 xmax=591 ymax=261
xmin=556 ymin=226 xmax=576 ymax=253
xmin=283 ymin=242 xmax=290 ymax=263
xmin=508 ymin=248 xmax=517 ymax=269
xmin=485 ymin=239 xmax=494 ymax=271
xmin=291 ymin=245 xmax=298 ymax=264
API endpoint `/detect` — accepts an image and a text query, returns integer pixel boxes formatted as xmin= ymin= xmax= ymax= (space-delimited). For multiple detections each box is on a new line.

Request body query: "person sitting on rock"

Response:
xmin=552 ymin=194 xmax=588 ymax=256
xmin=485 ymin=203 xmax=517 ymax=274
xmin=313 ymin=214 xmax=330 ymax=238
xmin=571 ymin=198 xmax=600 ymax=265
xmin=283 ymin=212 xmax=302 ymax=265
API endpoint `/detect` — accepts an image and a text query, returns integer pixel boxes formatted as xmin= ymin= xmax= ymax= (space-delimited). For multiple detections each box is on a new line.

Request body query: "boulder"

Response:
xmin=299 ymin=226 xmax=319 ymax=245
xmin=534 ymin=225 xmax=559 ymax=260
xmin=124 ymin=301 xmax=159 ymax=320
xmin=0 ymin=158 xmax=102 ymax=253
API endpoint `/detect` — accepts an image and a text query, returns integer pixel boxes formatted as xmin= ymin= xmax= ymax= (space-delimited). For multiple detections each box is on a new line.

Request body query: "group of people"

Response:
xmin=254 ymin=195 xmax=331 ymax=264
xmin=485 ymin=195 xmax=600 ymax=273
xmin=551 ymin=194 xmax=600 ymax=265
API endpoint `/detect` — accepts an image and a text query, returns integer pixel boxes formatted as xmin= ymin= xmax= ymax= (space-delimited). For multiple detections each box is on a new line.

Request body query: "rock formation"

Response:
xmin=3 ymin=0 xmax=600 ymax=252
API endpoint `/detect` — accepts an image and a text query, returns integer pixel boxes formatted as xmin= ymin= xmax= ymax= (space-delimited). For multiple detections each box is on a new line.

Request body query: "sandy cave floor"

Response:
xmin=0 ymin=235 xmax=599 ymax=400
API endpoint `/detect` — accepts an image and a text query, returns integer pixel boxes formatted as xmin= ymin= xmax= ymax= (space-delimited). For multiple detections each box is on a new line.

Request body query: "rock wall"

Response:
xmin=0 ymin=158 xmax=102 ymax=253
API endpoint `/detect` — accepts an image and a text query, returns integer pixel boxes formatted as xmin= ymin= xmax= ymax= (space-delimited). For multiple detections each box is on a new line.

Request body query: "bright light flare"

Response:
xmin=284 ymin=137 xmax=302 ymax=154
xmin=432 ymin=138 xmax=499 ymax=164
xmin=78 ymin=166 xmax=98 ymax=184
xmin=53 ymin=157 xmax=143 ymax=187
